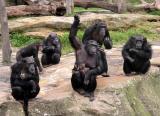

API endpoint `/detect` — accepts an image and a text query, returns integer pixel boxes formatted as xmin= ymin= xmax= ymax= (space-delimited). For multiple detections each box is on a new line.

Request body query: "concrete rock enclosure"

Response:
xmin=0 ymin=13 xmax=160 ymax=115
xmin=0 ymin=45 xmax=160 ymax=115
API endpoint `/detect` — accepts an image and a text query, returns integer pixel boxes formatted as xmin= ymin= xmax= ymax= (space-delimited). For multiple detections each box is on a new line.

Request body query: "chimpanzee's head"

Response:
xmin=85 ymin=40 xmax=98 ymax=56
xmin=92 ymin=21 xmax=110 ymax=42
xmin=83 ymin=20 xmax=111 ymax=46
xmin=47 ymin=32 xmax=59 ymax=46
xmin=20 ymin=57 xmax=36 ymax=79
xmin=130 ymin=35 xmax=147 ymax=49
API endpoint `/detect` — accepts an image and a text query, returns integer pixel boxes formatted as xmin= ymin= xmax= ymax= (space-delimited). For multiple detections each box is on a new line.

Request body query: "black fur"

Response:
xmin=16 ymin=43 xmax=43 ymax=72
xmin=82 ymin=20 xmax=112 ymax=76
xmin=41 ymin=33 xmax=61 ymax=67
xmin=122 ymin=35 xmax=152 ymax=75
xmin=69 ymin=15 xmax=104 ymax=101
xmin=10 ymin=57 xmax=40 ymax=116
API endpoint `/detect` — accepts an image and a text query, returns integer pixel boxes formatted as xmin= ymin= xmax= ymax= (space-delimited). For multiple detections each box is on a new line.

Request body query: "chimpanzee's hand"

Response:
xmin=74 ymin=15 xmax=80 ymax=23
xmin=84 ymin=78 xmax=89 ymax=85
xmin=129 ymin=48 xmax=138 ymax=53
xmin=126 ymin=56 xmax=135 ymax=63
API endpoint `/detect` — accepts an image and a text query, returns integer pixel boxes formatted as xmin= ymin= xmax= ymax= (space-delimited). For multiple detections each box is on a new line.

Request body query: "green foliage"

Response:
xmin=10 ymin=32 xmax=41 ymax=47
xmin=111 ymin=27 xmax=158 ymax=46
xmin=74 ymin=7 xmax=104 ymax=13
xmin=70 ymin=7 xmax=104 ymax=16
xmin=148 ymin=10 xmax=160 ymax=16
xmin=124 ymin=85 xmax=151 ymax=116
xmin=58 ymin=30 xmax=84 ymax=54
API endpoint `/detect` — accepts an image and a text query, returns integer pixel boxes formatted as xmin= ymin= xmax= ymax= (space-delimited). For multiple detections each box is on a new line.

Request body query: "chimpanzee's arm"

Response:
xmin=122 ymin=45 xmax=134 ymax=63
xmin=69 ymin=15 xmax=81 ymax=50
xmin=84 ymin=53 xmax=104 ymax=81
xmin=104 ymin=29 xmax=112 ymax=49
xmin=133 ymin=46 xmax=152 ymax=59
xmin=54 ymin=42 xmax=61 ymax=54
xmin=33 ymin=48 xmax=42 ymax=72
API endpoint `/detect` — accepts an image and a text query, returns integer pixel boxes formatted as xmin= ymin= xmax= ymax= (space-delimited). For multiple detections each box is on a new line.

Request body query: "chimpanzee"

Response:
xmin=82 ymin=20 xmax=112 ymax=77
xmin=41 ymin=32 xmax=61 ymax=67
xmin=122 ymin=35 xmax=152 ymax=75
xmin=69 ymin=15 xmax=104 ymax=101
xmin=16 ymin=43 xmax=43 ymax=72
xmin=10 ymin=57 xmax=40 ymax=116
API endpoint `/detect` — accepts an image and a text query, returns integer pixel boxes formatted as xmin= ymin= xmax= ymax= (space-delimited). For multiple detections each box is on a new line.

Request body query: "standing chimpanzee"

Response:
xmin=122 ymin=35 xmax=152 ymax=75
xmin=82 ymin=20 xmax=112 ymax=77
xmin=69 ymin=15 xmax=104 ymax=101
xmin=41 ymin=32 xmax=61 ymax=67
xmin=10 ymin=57 xmax=40 ymax=116
xmin=16 ymin=43 xmax=43 ymax=72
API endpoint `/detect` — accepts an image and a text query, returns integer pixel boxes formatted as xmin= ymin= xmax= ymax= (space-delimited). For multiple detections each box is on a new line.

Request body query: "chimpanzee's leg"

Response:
xmin=83 ymin=75 xmax=97 ymax=101
xmin=139 ymin=61 xmax=151 ymax=74
xmin=100 ymin=50 xmax=109 ymax=77
xmin=41 ymin=54 xmax=49 ymax=66
xmin=71 ymin=71 xmax=84 ymax=94
xmin=51 ymin=53 xmax=61 ymax=64
xmin=123 ymin=60 xmax=133 ymax=75
xmin=11 ymin=86 xmax=24 ymax=100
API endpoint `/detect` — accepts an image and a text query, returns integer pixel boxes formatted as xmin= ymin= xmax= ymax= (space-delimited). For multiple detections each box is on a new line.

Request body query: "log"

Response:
xmin=6 ymin=4 xmax=66 ymax=17
xmin=74 ymin=0 xmax=121 ymax=13
xmin=74 ymin=0 xmax=160 ymax=13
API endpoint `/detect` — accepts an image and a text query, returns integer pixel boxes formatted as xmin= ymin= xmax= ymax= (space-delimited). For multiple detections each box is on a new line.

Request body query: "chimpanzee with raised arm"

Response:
xmin=69 ymin=15 xmax=104 ymax=101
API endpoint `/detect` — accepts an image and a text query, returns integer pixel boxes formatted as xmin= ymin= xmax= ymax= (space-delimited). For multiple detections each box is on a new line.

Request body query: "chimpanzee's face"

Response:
xmin=93 ymin=24 xmax=109 ymax=42
xmin=20 ymin=59 xmax=36 ymax=79
xmin=86 ymin=40 xmax=98 ymax=56
xmin=99 ymin=27 xmax=106 ymax=39
xmin=48 ymin=33 xmax=59 ymax=46
xmin=134 ymin=36 xmax=145 ymax=49
xmin=86 ymin=44 xmax=98 ymax=56
xmin=52 ymin=37 xmax=59 ymax=45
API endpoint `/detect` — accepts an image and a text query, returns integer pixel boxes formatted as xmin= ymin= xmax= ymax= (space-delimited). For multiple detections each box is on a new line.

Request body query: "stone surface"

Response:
xmin=0 ymin=45 xmax=160 ymax=115
xmin=1 ymin=13 xmax=159 ymax=34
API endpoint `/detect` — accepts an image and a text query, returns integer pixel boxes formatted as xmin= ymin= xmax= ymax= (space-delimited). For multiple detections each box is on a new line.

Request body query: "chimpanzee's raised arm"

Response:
xmin=69 ymin=15 xmax=81 ymax=50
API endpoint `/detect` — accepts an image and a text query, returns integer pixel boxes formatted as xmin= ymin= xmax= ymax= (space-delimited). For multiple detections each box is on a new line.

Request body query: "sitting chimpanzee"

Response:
xmin=82 ymin=20 xmax=112 ymax=77
xmin=10 ymin=57 xmax=40 ymax=116
xmin=69 ymin=15 xmax=104 ymax=101
xmin=41 ymin=32 xmax=61 ymax=67
xmin=16 ymin=43 xmax=43 ymax=72
xmin=122 ymin=35 xmax=152 ymax=75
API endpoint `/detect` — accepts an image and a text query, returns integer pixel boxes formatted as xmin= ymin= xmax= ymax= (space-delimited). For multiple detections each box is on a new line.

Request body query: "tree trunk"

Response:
xmin=66 ymin=0 xmax=74 ymax=15
xmin=155 ymin=0 xmax=160 ymax=9
xmin=0 ymin=0 xmax=11 ymax=64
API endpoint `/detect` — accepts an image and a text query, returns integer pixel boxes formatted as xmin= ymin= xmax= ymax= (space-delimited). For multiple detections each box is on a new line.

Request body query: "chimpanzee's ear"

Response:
xmin=143 ymin=37 xmax=147 ymax=42
xmin=130 ymin=35 xmax=135 ymax=40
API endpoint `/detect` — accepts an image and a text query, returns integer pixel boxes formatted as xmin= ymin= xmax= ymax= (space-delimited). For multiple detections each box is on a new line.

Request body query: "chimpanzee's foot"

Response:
xmin=31 ymin=89 xmax=36 ymax=94
xmin=84 ymin=92 xmax=91 ymax=97
xmin=89 ymin=92 xmax=95 ymax=101
xmin=101 ymin=72 xmax=110 ymax=77
xmin=76 ymin=89 xmax=85 ymax=95
xmin=125 ymin=74 xmax=132 ymax=76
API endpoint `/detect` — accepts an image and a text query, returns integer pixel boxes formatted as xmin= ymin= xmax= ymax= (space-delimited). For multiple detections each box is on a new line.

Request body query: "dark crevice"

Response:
xmin=55 ymin=7 xmax=66 ymax=16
